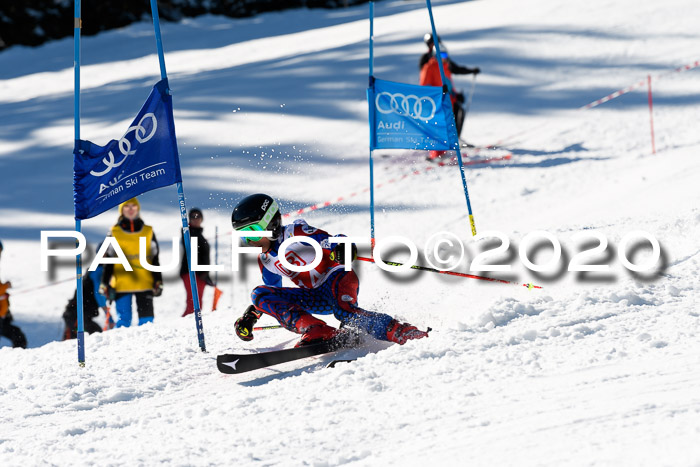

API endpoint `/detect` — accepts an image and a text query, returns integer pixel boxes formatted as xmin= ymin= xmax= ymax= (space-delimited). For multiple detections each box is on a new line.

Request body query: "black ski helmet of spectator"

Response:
xmin=189 ymin=208 xmax=203 ymax=221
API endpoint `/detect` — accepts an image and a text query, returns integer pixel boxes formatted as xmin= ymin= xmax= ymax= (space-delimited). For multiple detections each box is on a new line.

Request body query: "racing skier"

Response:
xmin=231 ymin=193 xmax=429 ymax=348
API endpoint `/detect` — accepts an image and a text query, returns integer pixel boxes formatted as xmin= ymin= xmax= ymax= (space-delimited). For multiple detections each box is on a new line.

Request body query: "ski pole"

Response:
xmin=356 ymin=256 xmax=541 ymax=289
xmin=458 ymin=74 xmax=477 ymax=145
xmin=253 ymin=325 xmax=283 ymax=331
xmin=102 ymin=306 xmax=115 ymax=331
xmin=464 ymin=73 xmax=477 ymax=119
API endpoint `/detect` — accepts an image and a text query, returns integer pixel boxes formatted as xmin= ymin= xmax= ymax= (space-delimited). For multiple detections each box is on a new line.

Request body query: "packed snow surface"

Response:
xmin=1 ymin=0 xmax=699 ymax=465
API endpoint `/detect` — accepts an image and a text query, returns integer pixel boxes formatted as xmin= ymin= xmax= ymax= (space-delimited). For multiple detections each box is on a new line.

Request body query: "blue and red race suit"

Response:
xmin=250 ymin=219 xmax=394 ymax=340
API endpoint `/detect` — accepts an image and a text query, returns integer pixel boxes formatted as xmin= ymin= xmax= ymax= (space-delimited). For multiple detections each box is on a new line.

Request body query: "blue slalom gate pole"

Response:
xmin=177 ymin=187 xmax=206 ymax=351
xmin=149 ymin=0 xmax=206 ymax=352
xmin=74 ymin=0 xmax=85 ymax=366
xmin=368 ymin=1 xmax=377 ymax=250
xmin=425 ymin=0 xmax=449 ymax=94
xmin=425 ymin=0 xmax=477 ymax=235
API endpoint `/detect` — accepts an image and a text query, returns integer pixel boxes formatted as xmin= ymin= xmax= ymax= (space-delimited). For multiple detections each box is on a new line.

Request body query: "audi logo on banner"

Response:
xmin=90 ymin=113 xmax=158 ymax=177
xmin=375 ymin=92 xmax=437 ymax=121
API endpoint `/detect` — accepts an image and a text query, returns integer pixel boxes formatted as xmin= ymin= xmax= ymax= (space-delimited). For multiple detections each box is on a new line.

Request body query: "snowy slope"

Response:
xmin=1 ymin=0 xmax=700 ymax=465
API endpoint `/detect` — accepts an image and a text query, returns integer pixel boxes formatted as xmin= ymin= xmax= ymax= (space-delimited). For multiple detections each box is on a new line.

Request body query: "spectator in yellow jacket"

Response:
xmin=99 ymin=198 xmax=163 ymax=327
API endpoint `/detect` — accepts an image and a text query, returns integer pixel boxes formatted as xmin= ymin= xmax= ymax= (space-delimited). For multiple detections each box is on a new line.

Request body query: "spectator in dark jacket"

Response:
xmin=180 ymin=208 xmax=214 ymax=317
xmin=62 ymin=265 xmax=106 ymax=340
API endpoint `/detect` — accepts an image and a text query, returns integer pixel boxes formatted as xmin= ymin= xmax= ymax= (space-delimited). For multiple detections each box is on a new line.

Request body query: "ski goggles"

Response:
xmin=235 ymin=200 xmax=279 ymax=244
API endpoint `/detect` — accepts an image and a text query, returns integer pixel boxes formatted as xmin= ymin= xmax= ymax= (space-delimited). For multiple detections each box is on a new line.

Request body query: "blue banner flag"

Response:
xmin=368 ymin=78 xmax=458 ymax=151
xmin=73 ymin=79 xmax=182 ymax=220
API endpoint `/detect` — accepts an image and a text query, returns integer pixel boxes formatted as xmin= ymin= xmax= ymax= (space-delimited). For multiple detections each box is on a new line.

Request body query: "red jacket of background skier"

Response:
xmin=420 ymin=56 xmax=457 ymax=105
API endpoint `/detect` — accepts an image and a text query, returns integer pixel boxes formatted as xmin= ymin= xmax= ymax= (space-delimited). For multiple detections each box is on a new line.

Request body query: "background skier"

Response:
xmin=420 ymin=32 xmax=480 ymax=159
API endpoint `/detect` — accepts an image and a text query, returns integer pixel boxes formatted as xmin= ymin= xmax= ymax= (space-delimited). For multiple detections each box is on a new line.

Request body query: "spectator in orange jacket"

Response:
xmin=0 ymin=239 xmax=27 ymax=348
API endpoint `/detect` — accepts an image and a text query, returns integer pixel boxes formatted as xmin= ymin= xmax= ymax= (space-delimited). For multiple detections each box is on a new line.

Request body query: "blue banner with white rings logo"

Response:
xmin=73 ymin=79 xmax=182 ymax=220
xmin=368 ymin=78 xmax=459 ymax=151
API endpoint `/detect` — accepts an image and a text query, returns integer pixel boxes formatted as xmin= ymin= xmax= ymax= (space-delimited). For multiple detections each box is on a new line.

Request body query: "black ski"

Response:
xmin=217 ymin=337 xmax=352 ymax=374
